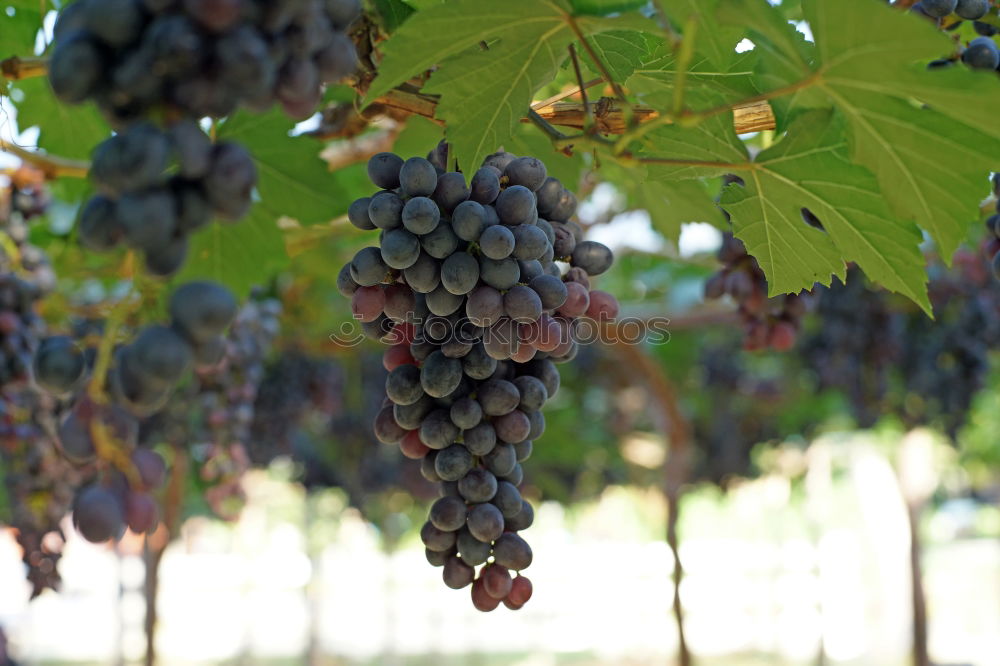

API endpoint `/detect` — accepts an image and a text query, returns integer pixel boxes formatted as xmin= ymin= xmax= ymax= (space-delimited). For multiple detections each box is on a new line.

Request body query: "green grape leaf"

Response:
xmin=373 ymin=0 xmax=415 ymax=32
xmin=176 ymin=206 xmax=289 ymax=299
xmin=367 ymin=0 xmax=656 ymax=170
xmin=569 ymin=0 xmax=648 ymax=15
xmin=583 ymin=30 xmax=658 ymax=81
xmin=183 ymin=109 xmax=354 ymax=295
xmin=220 ymin=110 xmax=344 ymax=226
xmin=715 ymin=0 xmax=825 ymax=128
xmin=642 ymin=112 xmax=749 ymax=180
xmin=799 ymin=0 xmax=1000 ymax=261
xmin=628 ymin=46 xmax=759 ymax=110
xmin=720 ymin=110 xmax=928 ymax=311
xmin=718 ymin=0 xmax=1000 ymax=263
xmin=1 ymin=2 xmax=45 ymax=55
xmin=12 ymin=78 xmax=110 ymax=159
xmin=634 ymin=178 xmax=728 ymax=241
xmin=655 ymin=0 xmax=744 ymax=70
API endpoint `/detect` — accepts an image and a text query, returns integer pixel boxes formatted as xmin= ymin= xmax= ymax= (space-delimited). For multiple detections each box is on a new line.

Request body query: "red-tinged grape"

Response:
xmin=471 ymin=577 xmax=501 ymax=612
xmin=508 ymin=575 xmax=533 ymax=605
xmin=125 ymin=492 xmax=159 ymax=534
xmin=768 ymin=321 xmax=797 ymax=351
xmin=510 ymin=343 xmax=537 ymax=363
xmin=131 ymin=448 xmax=167 ymax=490
xmin=585 ymin=290 xmax=620 ymax=320
xmin=351 ymin=286 xmax=386 ymax=323
xmin=399 ymin=430 xmax=430 ymax=459
xmin=556 ymin=281 xmax=590 ymax=318
xmin=383 ymin=344 xmax=416 ymax=371
xmin=481 ymin=563 xmax=513 ymax=599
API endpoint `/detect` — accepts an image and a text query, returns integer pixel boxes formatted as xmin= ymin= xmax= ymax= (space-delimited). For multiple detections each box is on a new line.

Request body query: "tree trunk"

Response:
xmin=143 ymin=539 xmax=166 ymax=666
xmin=907 ymin=503 xmax=930 ymax=666
xmin=612 ymin=341 xmax=693 ymax=666
xmin=143 ymin=448 xmax=188 ymax=666
xmin=666 ymin=487 xmax=691 ymax=666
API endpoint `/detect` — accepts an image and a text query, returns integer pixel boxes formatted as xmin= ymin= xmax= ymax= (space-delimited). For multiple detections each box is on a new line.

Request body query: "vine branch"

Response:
xmin=0 ymin=138 xmax=90 ymax=179
xmin=1 ymin=56 xmax=48 ymax=81
xmin=371 ymin=87 xmax=775 ymax=137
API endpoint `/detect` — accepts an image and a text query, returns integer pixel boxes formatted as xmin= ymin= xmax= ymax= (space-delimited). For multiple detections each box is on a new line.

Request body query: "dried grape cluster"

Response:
xmin=336 ymin=148 xmax=619 ymax=611
xmin=49 ymin=0 xmax=360 ymax=123
xmin=704 ymin=232 xmax=813 ymax=352
xmin=78 ymin=121 xmax=256 ymax=277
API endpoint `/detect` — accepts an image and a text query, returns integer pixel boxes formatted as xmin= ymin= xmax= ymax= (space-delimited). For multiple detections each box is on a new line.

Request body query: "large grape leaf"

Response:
xmin=633 ymin=178 xmax=728 ymax=240
xmin=655 ymin=0 xmax=744 ymax=70
xmin=366 ymin=0 xmax=657 ymax=170
xmin=641 ymin=112 xmax=749 ymax=180
xmin=221 ymin=110 xmax=349 ymax=226
xmin=717 ymin=0 xmax=1000 ymax=263
xmin=569 ymin=0 xmax=647 ymax=15
xmin=715 ymin=0 xmax=826 ymax=128
xmin=720 ymin=110 xmax=928 ymax=310
xmin=584 ymin=31 xmax=659 ymax=82
xmin=12 ymin=78 xmax=110 ymax=159
xmin=628 ymin=47 xmax=759 ymax=110
xmin=372 ymin=0 xmax=415 ymax=32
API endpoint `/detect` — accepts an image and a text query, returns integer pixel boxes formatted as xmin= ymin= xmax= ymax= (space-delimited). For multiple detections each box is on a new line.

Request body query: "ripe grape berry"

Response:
xmin=337 ymin=146 xmax=620 ymax=610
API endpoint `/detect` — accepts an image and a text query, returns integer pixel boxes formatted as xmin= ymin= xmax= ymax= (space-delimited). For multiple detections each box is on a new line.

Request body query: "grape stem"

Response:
xmin=0 ymin=56 xmax=48 ymax=81
xmin=0 ymin=138 xmax=89 ymax=179
xmin=87 ymin=278 xmax=139 ymax=405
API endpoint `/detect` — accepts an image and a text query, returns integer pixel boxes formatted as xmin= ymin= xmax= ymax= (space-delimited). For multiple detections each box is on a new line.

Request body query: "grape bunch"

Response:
xmin=78 ymin=121 xmax=257 ymax=276
xmin=32 ymin=281 xmax=238 ymax=543
xmin=703 ymin=232 xmax=814 ymax=352
xmin=142 ymin=295 xmax=282 ymax=519
xmin=49 ymin=0 xmax=360 ymax=123
xmin=336 ymin=148 xmax=619 ymax=611
xmin=0 ymin=168 xmax=76 ymax=595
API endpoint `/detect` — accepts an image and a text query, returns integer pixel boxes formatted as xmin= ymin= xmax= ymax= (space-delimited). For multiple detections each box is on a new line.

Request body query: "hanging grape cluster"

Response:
xmin=49 ymin=0 xmax=361 ymax=123
xmin=800 ymin=239 xmax=1000 ymax=436
xmin=78 ymin=121 xmax=256 ymax=277
xmin=336 ymin=147 xmax=619 ymax=611
xmin=142 ymin=295 xmax=282 ymax=519
xmin=703 ymin=231 xmax=814 ymax=351
xmin=32 ymin=281 xmax=238 ymax=543
xmin=0 ymin=167 xmax=74 ymax=597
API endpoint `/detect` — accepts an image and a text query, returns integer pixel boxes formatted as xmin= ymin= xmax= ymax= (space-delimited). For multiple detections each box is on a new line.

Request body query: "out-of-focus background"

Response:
xmin=3 ymin=0 xmax=1000 ymax=664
